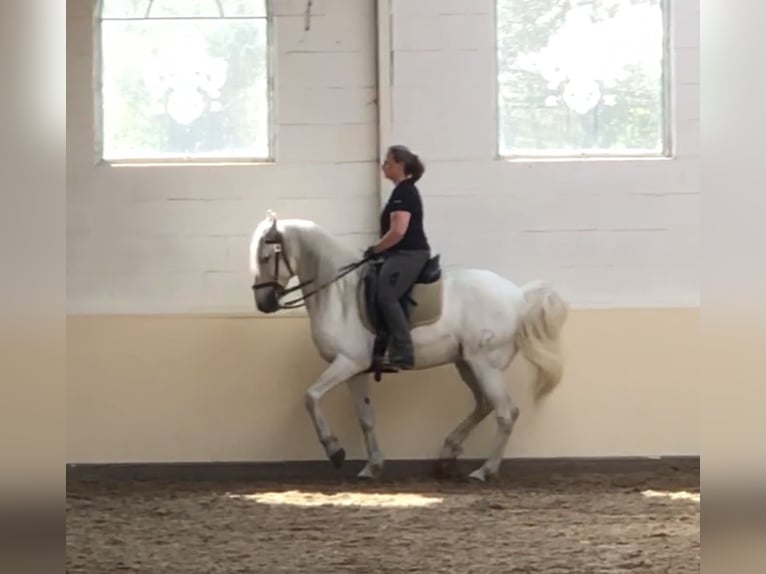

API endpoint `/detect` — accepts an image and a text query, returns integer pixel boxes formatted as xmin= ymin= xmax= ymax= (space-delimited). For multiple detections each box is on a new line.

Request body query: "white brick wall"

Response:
xmin=67 ymin=0 xmax=699 ymax=313
xmin=66 ymin=0 xmax=379 ymax=313
xmin=389 ymin=0 xmax=700 ymax=307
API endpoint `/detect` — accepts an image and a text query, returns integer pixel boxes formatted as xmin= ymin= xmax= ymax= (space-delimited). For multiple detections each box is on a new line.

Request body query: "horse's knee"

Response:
xmin=511 ymin=406 xmax=520 ymax=423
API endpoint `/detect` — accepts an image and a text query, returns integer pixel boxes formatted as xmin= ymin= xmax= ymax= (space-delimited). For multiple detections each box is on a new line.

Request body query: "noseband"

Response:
xmin=251 ymin=234 xmax=369 ymax=310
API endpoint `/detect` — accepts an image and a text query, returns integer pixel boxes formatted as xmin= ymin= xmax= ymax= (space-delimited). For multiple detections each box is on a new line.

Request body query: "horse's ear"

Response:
xmin=262 ymin=209 xmax=278 ymax=235
xmin=267 ymin=213 xmax=278 ymax=237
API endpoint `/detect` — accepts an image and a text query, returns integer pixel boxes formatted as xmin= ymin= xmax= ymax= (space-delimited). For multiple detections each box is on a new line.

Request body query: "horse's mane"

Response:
xmin=288 ymin=221 xmax=367 ymax=299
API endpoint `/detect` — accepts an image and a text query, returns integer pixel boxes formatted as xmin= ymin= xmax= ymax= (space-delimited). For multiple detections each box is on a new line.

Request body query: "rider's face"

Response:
xmin=381 ymin=152 xmax=405 ymax=182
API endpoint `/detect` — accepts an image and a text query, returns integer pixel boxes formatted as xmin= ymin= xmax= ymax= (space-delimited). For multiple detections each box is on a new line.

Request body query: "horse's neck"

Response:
xmin=289 ymin=224 xmax=359 ymax=315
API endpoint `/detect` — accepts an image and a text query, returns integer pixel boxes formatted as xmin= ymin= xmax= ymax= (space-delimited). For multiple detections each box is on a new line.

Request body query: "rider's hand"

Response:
xmin=363 ymin=246 xmax=376 ymax=259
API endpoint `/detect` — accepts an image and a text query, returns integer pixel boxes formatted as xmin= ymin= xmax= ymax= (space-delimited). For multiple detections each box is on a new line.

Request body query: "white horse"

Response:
xmin=249 ymin=212 xmax=569 ymax=482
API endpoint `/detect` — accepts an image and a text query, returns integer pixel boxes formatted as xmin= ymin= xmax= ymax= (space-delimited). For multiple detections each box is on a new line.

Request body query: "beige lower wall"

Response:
xmin=66 ymin=308 xmax=698 ymax=463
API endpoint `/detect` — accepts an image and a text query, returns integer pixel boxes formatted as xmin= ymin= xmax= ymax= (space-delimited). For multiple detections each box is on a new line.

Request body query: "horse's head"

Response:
xmin=250 ymin=211 xmax=297 ymax=313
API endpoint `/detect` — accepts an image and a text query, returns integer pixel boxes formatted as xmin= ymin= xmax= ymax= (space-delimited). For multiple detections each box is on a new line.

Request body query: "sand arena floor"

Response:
xmin=66 ymin=462 xmax=699 ymax=573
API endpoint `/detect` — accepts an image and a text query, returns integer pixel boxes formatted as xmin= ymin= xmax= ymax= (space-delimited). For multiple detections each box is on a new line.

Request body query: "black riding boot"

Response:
xmin=378 ymin=299 xmax=415 ymax=369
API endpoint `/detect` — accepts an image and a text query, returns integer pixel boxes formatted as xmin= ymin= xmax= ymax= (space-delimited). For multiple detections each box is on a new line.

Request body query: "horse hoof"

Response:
xmin=330 ymin=448 xmax=346 ymax=469
xmin=468 ymin=469 xmax=487 ymax=483
xmin=434 ymin=458 xmax=460 ymax=480
xmin=357 ymin=462 xmax=383 ymax=480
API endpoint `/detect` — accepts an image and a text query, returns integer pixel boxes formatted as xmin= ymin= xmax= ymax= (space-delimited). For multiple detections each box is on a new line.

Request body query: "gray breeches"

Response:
xmin=375 ymin=249 xmax=430 ymax=305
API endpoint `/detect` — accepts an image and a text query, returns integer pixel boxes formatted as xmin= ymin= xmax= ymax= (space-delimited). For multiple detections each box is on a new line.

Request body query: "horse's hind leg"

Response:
xmin=464 ymin=355 xmax=520 ymax=482
xmin=435 ymin=360 xmax=492 ymax=478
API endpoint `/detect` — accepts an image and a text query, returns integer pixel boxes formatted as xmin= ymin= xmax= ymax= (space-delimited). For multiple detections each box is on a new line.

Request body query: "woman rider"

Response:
xmin=363 ymin=145 xmax=432 ymax=369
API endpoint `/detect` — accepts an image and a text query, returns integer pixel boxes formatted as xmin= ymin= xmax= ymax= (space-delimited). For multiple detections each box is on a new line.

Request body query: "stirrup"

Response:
xmin=366 ymin=355 xmax=399 ymax=381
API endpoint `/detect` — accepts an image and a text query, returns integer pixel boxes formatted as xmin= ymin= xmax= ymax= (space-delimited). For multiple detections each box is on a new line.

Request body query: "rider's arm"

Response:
xmin=372 ymin=211 xmax=410 ymax=253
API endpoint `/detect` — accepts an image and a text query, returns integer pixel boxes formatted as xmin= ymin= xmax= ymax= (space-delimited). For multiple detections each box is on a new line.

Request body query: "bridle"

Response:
xmin=251 ymin=234 xmax=370 ymax=310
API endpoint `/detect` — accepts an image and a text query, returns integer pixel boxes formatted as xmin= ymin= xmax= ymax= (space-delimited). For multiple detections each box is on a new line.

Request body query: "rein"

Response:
xmin=252 ymin=235 xmax=370 ymax=310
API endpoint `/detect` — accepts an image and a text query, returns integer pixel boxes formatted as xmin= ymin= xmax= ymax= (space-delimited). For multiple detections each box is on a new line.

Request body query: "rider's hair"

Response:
xmin=387 ymin=145 xmax=425 ymax=183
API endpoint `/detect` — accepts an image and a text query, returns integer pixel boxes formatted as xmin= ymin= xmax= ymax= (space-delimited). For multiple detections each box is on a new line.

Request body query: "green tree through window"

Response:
xmin=496 ymin=0 xmax=669 ymax=157
xmin=99 ymin=0 xmax=269 ymax=161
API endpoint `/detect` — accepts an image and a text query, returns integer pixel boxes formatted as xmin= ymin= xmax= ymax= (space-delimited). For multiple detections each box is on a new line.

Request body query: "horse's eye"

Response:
xmin=259 ymin=254 xmax=270 ymax=264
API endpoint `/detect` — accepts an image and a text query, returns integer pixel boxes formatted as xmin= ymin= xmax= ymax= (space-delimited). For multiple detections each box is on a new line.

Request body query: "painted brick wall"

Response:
xmin=389 ymin=0 xmax=700 ymax=307
xmin=67 ymin=0 xmax=699 ymax=313
xmin=66 ymin=0 xmax=380 ymax=313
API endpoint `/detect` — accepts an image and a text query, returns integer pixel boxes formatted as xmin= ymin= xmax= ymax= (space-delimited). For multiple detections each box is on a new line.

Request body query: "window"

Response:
xmin=496 ymin=0 xmax=669 ymax=158
xmin=98 ymin=0 xmax=270 ymax=162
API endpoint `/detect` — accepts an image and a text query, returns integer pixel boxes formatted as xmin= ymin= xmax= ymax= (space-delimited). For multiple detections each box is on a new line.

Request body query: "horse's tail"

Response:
xmin=514 ymin=280 xmax=569 ymax=401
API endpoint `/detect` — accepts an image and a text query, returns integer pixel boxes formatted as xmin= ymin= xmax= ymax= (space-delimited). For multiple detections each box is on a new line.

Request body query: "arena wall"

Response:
xmin=67 ymin=0 xmax=699 ymax=463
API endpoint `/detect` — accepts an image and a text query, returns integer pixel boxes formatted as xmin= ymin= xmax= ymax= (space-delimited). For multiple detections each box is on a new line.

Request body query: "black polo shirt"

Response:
xmin=380 ymin=179 xmax=430 ymax=251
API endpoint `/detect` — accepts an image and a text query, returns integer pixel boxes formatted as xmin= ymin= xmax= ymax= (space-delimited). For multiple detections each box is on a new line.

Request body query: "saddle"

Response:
xmin=360 ymin=254 xmax=443 ymax=381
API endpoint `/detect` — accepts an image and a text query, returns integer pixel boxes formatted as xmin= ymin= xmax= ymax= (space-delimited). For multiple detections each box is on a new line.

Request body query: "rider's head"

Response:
xmin=382 ymin=145 xmax=425 ymax=184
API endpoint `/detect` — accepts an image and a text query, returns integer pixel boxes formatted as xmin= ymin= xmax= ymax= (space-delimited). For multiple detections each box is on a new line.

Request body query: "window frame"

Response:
xmin=492 ymin=0 xmax=674 ymax=162
xmin=93 ymin=0 xmax=275 ymax=166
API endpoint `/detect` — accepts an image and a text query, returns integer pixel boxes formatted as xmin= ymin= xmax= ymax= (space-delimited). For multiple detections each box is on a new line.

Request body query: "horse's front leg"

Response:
xmin=346 ymin=373 xmax=384 ymax=479
xmin=304 ymin=355 xmax=364 ymax=468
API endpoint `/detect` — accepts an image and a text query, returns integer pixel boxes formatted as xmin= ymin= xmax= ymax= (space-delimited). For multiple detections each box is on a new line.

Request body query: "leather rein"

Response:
xmin=251 ymin=235 xmax=369 ymax=310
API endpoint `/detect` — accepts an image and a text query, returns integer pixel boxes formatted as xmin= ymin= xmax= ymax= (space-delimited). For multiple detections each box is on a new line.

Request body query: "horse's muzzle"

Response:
xmin=253 ymin=282 xmax=283 ymax=313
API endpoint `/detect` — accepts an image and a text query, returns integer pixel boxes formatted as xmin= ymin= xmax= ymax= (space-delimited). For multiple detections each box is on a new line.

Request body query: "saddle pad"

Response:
xmin=357 ymin=278 xmax=444 ymax=334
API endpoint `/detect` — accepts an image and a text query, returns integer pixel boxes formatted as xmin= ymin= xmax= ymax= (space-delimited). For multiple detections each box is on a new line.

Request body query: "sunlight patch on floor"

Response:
xmin=641 ymin=489 xmax=700 ymax=502
xmin=228 ymin=490 xmax=444 ymax=508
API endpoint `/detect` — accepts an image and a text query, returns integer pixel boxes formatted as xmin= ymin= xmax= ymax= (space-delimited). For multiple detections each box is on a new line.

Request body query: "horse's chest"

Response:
xmin=310 ymin=325 xmax=343 ymax=361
